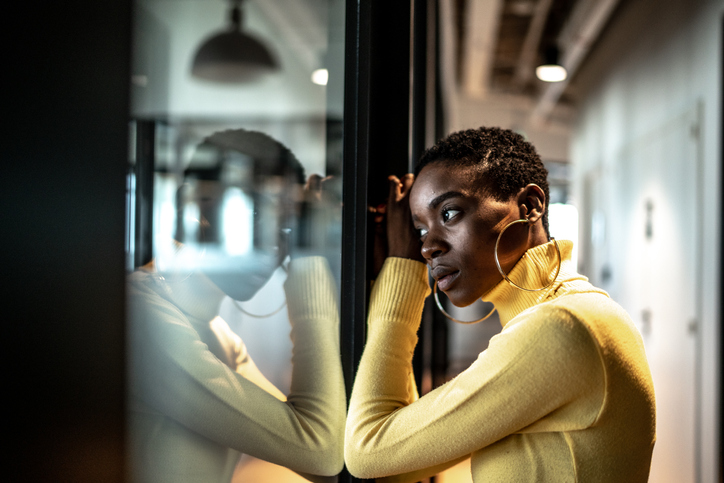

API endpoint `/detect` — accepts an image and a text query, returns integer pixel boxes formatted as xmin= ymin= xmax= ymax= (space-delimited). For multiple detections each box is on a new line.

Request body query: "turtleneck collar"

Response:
xmin=483 ymin=240 xmax=597 ymax=328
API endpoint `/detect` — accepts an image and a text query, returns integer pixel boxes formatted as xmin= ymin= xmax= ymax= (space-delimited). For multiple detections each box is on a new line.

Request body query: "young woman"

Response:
xmin=345 ymin=127 xmax=656 ymax=482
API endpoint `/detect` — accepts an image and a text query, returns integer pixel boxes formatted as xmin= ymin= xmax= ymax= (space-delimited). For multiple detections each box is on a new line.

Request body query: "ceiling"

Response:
xmin=454 ymin=0 xmax=621 ymax=126
xmin=487 ymin=0 xmax=577 ymax=95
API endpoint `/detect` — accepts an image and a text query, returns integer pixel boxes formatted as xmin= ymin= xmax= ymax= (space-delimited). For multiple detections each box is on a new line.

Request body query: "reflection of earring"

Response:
xmin=230 ymin=263 xmax=289 ymax=319
xmin=494 ymin=218 xmax=561 ymax=292
xmin=231 ymin=299 xmax=287 ymax=318
xmin=433 ymin=281 xmax=496 ymax=325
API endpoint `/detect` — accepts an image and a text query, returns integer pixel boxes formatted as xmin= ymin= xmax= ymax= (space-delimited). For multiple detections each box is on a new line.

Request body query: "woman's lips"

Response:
xmin=437 ymin=270 xmax=459 ymax=291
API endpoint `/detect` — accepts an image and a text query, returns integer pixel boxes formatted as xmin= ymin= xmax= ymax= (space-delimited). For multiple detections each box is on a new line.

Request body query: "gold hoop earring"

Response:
xmin=230 ymin=263 xmax=288 ymax=318
xmin=433 ymin=281 xmax=496 ymax=324
xmin=232 ymin=299 xmax=287 ymax=318
xmin=494 ymin=218 xmax=561 ymax=292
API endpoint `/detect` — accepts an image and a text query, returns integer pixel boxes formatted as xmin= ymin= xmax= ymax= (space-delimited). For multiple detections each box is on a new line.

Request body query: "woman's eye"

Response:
xmin=417 ymin=227 xmax=428 ymax=238
xmin=442 ymin=209 xmax=460 ymax=222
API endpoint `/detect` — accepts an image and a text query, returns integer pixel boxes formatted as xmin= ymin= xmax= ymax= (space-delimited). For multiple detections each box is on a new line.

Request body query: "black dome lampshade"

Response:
xmin=191 ymin=0 xmax=279 ymax=83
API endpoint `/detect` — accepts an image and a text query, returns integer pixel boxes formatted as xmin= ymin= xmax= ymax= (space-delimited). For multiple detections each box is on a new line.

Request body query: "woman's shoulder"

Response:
xmin=546 ymin=292 xmax=636 ymax=333
xmin=520 ymin=293 xmax=645 ymax=365
xmin=505 ymin=300 xmax=599 ymax=346
xmin=506 ymin=292 xmax=637 ymax=348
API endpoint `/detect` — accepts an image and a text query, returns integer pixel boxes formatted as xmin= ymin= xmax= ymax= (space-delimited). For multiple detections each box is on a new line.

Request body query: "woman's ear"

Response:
xmin=517 ymin=184 xmax=546 ymax=222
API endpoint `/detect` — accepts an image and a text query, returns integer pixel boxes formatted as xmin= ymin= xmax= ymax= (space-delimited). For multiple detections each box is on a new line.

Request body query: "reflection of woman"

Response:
xmin=127 ymin=130 xmax=345 ymax=482
xmin=345 ymin=127 xmax=656 ymax=481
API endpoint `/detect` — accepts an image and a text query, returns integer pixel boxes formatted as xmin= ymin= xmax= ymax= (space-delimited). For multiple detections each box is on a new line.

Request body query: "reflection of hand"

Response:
xmin=303 ymin=174 xmax=341 ymax=205
xmin=295 ymin=175 xmax=340 ymax=258
xmin=374 ymin=174 xmax=424 ymax=265
xmin=303 ymin=174 xmax=324 ymax=201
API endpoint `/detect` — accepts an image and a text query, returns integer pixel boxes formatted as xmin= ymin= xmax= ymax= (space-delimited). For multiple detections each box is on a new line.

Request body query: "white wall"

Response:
xmin=570 ymin=0 xmax=721 ymax=480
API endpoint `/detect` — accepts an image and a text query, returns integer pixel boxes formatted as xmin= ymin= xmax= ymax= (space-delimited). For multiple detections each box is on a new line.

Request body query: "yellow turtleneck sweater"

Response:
xmin=345 ymin=241 xmax=656 ymax=482
xmin=128 ymin=256 xmax=345 ymax=483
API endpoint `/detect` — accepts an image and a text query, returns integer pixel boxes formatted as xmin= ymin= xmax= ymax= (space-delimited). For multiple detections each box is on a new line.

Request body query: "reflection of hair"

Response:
xmin=193 ymin=128 xmax=306 ymax=184
xmin=177 ymin=129 xmax=305 ymax=244
xmin=416 ymin=127 xmax=550 ymax=236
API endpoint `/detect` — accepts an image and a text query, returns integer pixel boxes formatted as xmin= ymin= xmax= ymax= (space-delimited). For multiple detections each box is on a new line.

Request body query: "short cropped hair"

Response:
xmin=415 ymin=127 xmax=550 ymax=237
xmin=177 ymin=129 xmax=306 ymax=244
xmin=193 ymin=128 xmax=306 ymax=185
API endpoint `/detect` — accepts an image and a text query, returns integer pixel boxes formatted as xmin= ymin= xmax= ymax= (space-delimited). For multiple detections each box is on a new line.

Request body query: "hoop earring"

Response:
xmin=232 ymin=299 xmax=287 ymax=318
xmin=230 ymin=263 xmax=288 ymax=318
xmin=494 ymin=219 xmax=561 ymax=292
xmin=433 ymin=281 xmax=496 ymax=324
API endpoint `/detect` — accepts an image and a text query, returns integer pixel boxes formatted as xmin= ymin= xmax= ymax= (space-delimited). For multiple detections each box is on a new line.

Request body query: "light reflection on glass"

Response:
xmin=223 ymin=188 xmax=254 ymax=256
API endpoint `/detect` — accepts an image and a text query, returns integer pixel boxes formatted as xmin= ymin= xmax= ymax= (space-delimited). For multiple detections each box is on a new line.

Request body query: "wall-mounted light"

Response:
xmin=191 ymin=0 xmax=278 ymax=83
xmin=536 ymin=46 xmax=567 ymax=83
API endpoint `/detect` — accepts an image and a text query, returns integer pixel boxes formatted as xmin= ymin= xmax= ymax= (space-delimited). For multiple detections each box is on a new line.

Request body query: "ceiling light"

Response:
xmin=536 ymin=46 xmax=567 ymax=83
xmin=536 ymin=65 xmax=567 ymax=82
xmin=311 ymin=69 xmax=328 ymax=86
xmin=191 ymin=0 xmax=278 ymax=83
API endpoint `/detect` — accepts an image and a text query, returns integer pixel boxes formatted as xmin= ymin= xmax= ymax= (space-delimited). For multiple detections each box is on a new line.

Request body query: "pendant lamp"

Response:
xmin=535 ymin=46 xmax=567 ymax=83
xmin=191 ymin=0 xmax=278 ymax=83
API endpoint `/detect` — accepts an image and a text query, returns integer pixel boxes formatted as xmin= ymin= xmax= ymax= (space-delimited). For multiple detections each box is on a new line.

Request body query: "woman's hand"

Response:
xmin=379 ymin=174 xmax=424 ymax=263
xmin=386 ymin=174 xmax=423 ymax=261
xmin=294 ymin=174 xmax=340 ymax=259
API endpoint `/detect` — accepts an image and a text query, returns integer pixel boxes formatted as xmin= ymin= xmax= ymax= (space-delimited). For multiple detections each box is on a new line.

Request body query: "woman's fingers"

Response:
xmin=388 ymin=173 xmax=415 ymax=202
xmin=398 ymin=173 xmax=415 ymax=198
xmin=388 ymin=175 xmax=401 ymax=201
xmin=305 ymin=173 xmax=323 ymax=192
xmin=383 ymin=173 xmax=423 ymax=261
xmin=302 ymin=174 xmax=324 ymax=204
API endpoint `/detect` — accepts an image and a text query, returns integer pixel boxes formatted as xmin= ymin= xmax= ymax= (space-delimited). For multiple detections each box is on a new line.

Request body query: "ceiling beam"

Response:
xmin=461 ymin=0 xmax=504 ymax=99
xmin=530 ymin=0 xmax=620 ymax=125
xmin=513 ymin=0 xmax=554 ymax=88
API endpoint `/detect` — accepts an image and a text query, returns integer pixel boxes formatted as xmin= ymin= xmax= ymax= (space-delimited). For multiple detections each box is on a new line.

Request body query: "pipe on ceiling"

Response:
xmin=530 ymin=0 xmax=620 ymax=126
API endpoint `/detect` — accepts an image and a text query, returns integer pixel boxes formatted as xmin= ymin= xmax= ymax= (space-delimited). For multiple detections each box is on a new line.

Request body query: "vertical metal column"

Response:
xmin=338 ymin=1 xmax=371 ymax=481
xmin=339 ymin=0 xmax=419 ymax=481
xmin=133 ymin=120 xmax=155 ymax=269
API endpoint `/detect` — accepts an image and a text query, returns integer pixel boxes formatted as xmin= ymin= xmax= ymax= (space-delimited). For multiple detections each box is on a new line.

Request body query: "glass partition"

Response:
xmin=126 ymin=1 xmax=346 ymax=481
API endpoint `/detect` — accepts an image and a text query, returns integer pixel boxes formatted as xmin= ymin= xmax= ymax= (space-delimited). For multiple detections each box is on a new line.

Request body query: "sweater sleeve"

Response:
xmin=344 ymin=258 xmax=605 ymax=479
xmin=129 ymin=256 xmax=345 ymax=476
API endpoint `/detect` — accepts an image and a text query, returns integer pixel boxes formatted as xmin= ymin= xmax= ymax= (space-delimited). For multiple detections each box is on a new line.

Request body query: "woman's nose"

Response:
xmin=420 ymin=231 xmax=448 ymax=261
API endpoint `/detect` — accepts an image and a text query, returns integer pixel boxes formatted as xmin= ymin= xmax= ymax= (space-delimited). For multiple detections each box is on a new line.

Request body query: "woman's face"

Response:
xmin=409 ymin=163 xmax=528 ymax=307
xmin=179 ymin=177 xmax=297 ymax=302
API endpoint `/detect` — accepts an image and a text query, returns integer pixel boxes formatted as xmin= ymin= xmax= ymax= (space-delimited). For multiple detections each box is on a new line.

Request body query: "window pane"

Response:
xmin=127 ymin=1 xmax=346 ymax=481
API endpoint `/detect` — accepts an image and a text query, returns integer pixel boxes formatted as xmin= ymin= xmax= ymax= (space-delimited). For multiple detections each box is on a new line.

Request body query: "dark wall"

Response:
xmin=4 ymin=1 xmax=131 ymax=480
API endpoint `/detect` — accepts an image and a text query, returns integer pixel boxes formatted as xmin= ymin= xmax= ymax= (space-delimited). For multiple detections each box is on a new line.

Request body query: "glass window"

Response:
xmin=126 ymin=1 xmax=346 ymax=481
